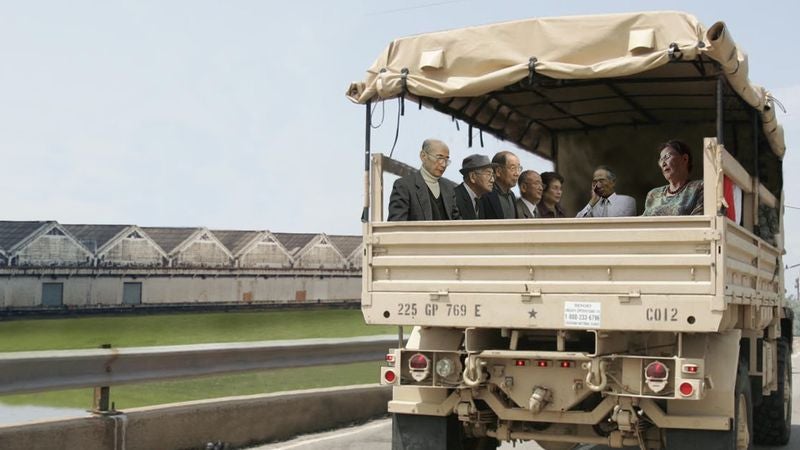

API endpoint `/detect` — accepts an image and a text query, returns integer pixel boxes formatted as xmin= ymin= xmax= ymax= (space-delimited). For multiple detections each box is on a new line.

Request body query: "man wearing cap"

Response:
xmin=516 ymin=170 xmax=544 ymax=218
xmin=454 ymin=154 xmax=495 ymax=220
xmin=481 ymin=150 xmax=522 ymax=219
xmin=388 ymin=139 xmax=460 ymax=221
xmin=576 ymin=166 xmax=636 ymax=218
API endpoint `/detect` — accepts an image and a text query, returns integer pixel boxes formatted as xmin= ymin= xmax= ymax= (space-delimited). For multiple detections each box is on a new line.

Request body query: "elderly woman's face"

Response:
xmin=543 ymin=179 xmax=562 ymax=204
xmin=658 ymin=145 xmax=689 ymax=182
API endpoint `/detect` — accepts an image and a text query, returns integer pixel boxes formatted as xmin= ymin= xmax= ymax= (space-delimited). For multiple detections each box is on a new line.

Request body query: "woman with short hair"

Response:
xmin=536 ymin=171 xmax=567 ymax=218
xmin=642 ymin=140 xmax=704 ymax=216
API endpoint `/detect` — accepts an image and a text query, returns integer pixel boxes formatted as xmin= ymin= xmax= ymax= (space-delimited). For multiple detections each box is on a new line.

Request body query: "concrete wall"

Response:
xmin=0 ymin=384 xmax=391 ymax=450
xmin=0 ymin=274 xmax=361 ymax=307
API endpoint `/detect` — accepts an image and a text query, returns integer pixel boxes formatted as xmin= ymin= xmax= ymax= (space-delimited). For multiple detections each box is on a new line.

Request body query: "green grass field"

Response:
xmin=0 ymin=309 xmax=398 ymax=409
xmin=0 ymin=309 xmax=397 ymax=351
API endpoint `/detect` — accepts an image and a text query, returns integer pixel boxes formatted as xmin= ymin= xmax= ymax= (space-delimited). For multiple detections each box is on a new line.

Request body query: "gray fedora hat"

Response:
xmin=459 ymin=154 xmax=494 ymax=175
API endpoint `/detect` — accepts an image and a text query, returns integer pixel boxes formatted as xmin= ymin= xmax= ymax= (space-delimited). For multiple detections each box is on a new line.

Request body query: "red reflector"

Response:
xmin=386 ymin=354 xmax=395 ymax=363
xmin=679 ymin=382 xmax=694 ymax=397
xmin=384 ymin=370 xmax=396 ymax=383
xmin=537 ymin=360 xmax=549 ymax=368
xmin=409 ymin=353 xmax=429 ymax=370
xmin=515 ymin=360 xmax=526 ymax=366
xmin=645 ymin=361 xmax=668 ymax=379
xmin=560 ymin=361 xmax=572 ymax=368
xmin=683 ymin=364 xmax=698 ymax=374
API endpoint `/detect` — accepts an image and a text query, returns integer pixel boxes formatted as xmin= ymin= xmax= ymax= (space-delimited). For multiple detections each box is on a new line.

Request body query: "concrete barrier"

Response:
xmin=0 ymin=384 xmax=391 ymax=450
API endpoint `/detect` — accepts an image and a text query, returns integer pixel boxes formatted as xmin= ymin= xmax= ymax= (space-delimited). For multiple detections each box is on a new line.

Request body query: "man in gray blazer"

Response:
xmin=387 ymin=139 xmax=460 ymax=221
xmin=576 ymin=166 xmax=636 ymax=217
xmin=454 ymin=154 xmax=495 ymax=220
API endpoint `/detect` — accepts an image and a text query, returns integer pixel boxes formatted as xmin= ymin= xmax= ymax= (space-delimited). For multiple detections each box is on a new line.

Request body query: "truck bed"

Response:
xmin=362 ymin=216 xmax=780 ymax=333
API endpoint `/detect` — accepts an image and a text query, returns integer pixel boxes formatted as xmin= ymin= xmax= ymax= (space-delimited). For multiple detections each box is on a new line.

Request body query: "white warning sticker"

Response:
xmin=564 ymin=302 xmax=601 ymax=328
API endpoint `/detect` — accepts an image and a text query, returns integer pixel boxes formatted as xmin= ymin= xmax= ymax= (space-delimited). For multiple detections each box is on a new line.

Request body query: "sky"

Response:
xmin=2 ymin=0 xmax=800 ymax=276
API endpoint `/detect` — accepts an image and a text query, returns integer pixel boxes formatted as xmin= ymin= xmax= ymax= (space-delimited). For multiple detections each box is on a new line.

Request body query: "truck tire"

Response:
xmin=666 ymin=359 xmax=752 ymax=449
xmin=391 ymin=413 xmax=498 ymax=450
xmin=754 ymin=338 xmax=792 ymax=445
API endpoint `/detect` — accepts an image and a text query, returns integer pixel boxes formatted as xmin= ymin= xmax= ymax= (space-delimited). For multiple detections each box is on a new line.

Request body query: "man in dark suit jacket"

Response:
xmin=387 ymin=139 xmax=460 ymax=221
xmin=454 ymin=154 xmax=495 ymax=220
xmin=481 ymin=150 xmax=522 ymax=219
xmin=516 ymin=170 xmax=543 ymax=218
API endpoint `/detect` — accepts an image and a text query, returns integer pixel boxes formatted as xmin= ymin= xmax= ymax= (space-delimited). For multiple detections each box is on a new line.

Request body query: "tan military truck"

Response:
xmin=347 ymin=11 xmax=790 ymax=450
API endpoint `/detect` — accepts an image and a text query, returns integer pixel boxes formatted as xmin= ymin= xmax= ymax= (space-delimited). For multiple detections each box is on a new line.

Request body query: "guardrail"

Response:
xmin=0 ymin=334 xmax=397 ymax=395
xmin=0 ymin=335 xmax=400 ymax=450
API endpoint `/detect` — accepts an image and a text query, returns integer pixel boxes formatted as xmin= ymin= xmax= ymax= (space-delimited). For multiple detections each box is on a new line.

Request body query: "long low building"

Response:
xmin=0 ymin=221 xmax=363 ymax=309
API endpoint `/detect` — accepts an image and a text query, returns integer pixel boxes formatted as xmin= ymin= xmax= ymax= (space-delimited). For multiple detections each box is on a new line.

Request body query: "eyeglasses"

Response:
xmin=659 ymin=152 xmax=680 ymax=164
xmin=425 ymin=152 xmax=451 ymax=166
xmin=505 ymin=165 xmax=523 ymax=173
xmin=478 ymin=170 xmax=495 ymax=179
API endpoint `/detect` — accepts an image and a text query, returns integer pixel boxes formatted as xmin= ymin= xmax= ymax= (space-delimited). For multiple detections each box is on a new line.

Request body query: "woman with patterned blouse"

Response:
xmin=642 ymin=140 xmax=704 ymax=216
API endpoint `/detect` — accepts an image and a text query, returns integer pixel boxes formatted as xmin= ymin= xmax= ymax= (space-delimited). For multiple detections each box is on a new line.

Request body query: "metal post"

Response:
xmin=92 ymin=386 xmax=111 ymax=412
xmin=92 ymin=343 xmax=115 ymax=415
xmin=398 ymin=326 xmax=404 ymax=349
xmin=753 ymin=108 xmax=759 ymax=177
xmin=362 ymin=101 xmax=372 ymax=223
xmin=716 ymin=75 xmax=725 ymax=146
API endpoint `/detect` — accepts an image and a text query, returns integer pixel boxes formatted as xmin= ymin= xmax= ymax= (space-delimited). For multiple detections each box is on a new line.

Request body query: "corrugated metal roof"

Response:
xmin=140 ymin=227 xmax=200 ymax=254
xmin=210 ymin=230 xmax=261 ymax=256
xmin=63 ymin=224 xmax=130 ymax=253
xmin=273 ymin=233 xmax=317 ymax=256
xmin=0 ymin=221 xmax=50 ymax=252
xmin=329 ymin=235 xmax=362 ymax=258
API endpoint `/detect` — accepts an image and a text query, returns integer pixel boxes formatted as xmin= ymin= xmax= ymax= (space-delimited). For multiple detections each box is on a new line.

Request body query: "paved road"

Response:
xmin=251 ymin=352 xmax=800 ymax=450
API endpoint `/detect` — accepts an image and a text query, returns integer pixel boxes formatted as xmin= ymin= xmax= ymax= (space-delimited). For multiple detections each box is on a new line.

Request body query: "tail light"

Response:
xmin=644 ymin=361 xmax=669 ymax=393
xmin=384 ymin=370 xmax=397 ymax=383
xmin=681 ymin=364 xmax=698 ymax=374
xmin=679 ymin=382 xmax=694 ymax=397
xmin=408 ymin=353 xmax=431 ymax=382
xmin=409 ymin=353 xmax=430 ymax=369
xmin=435 ymin=357 xmax=455 ymax=378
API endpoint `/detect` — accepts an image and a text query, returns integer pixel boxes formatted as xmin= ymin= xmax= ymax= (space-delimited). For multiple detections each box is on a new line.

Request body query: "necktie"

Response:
xmin=600 ymin=198 xmax=609 ymax=217
xmin=474 ymin=198 xmax=480 ymax=216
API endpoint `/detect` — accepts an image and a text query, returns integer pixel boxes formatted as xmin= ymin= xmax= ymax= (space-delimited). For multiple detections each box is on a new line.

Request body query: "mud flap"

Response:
xmin=392 ymin=414 xmax=450 ymax=450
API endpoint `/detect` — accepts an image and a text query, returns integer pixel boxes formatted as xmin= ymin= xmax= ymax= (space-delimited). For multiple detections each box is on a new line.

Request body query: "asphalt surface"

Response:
xmin=251 ymin=352 xmax=800 ymax=450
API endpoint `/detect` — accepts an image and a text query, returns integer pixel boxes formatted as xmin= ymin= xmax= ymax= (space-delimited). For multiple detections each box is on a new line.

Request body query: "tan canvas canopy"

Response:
xmin=347 ymin=11 xmax=785 ymax=158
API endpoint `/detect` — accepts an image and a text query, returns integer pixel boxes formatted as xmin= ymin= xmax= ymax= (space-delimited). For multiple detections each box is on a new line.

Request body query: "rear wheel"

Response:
xmin=665 ymin=359 xmax=752 ymax=449
xmin=754 ymin=338 xmax=792 ymax=445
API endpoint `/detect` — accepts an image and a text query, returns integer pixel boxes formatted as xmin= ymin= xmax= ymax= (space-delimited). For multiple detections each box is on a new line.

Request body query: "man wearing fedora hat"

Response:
xmin=388 ymin=139 xmax=460 ymax=221
xmin=455 ymin=154 xmax=495 ymax=220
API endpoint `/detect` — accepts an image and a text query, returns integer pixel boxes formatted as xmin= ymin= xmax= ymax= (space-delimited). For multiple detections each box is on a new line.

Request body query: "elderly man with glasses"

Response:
xmin=576 ymin=166 xmax=636 ymax=218
xmin=454 ymin=154 xmax=495 ymax=220
xmin=481 ymin=150 xmax=522 ymax=219
xmin=388 ymin=139 xmax=461 ymax=221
